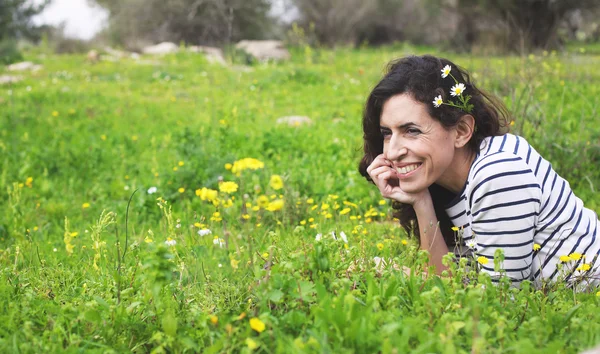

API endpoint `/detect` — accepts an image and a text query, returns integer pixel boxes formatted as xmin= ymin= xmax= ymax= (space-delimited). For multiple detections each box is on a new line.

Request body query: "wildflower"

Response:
xmin=165 ymin=238 xmax=177 ymax=246
xmin=321 ymin=203 xmax=330 ymax=210
xmin=219 ymin=181 xmax=238 ymax=194
xmin=597 ymin=291 xmax=600 ymax=297
xmin=196 ymin=187 xmax=218 ymax=202
xmin=559 ymin=255 xmax=572 ymax=263
xmin=82 ymin=202 xmax=90 ymax=209
xmin=249 ymin=317 xmax=266 ymax=333
xmin=211 ymin=212 xmax=222 ymax=222
xmin=441 ymin=65 xmax=451 ymax=78
xmin=269 ymin=175 xmax=284 ymax=190
xmin=433 ymin=95 xmax=443 ymax=108
xmin=300 ymin=220 xmax=306 ymax=225
xmin=477 ymin=256 xmax=489 ymax=265
xmin=52 ymin=111 xmax=59 ymax=117
xmin=466 ymin=239 xmax=477 ymax=249
xmin=315 ymin=233 xmax=322 ymax=241
xmin=147 ymin=186 xmax=158 ymax=194
xmin=339 ymin=208 xmax=351 ymax=215
xmin=401 ymin=239 xmax=408 ymax=246
xmin=198 ymin=228 xmax=211 ymax=236
xmin=378 ymin=199 xmax=387 ymax=205
xmin=451 ymin=226 xmax=459 ymax=232
xmin=306 ymin=198 xmax=314 ymax=204
xmin=144 ymin=236 xmax=153 ymax=243
xmin=178 ymin=161 xmax=184 ymax=166
xmin=25 ymin=177 xmax=33 ymax=188
xmin=576 ymin=264 xmax=591 ymax=272
xmin=533 ymin=243 xmax=541 ymax=251
xmin=569 ymin=252 xmax=583 ymax=261
xmin=246 ymin=338 xmax=259 ymax=350
xmin=210 ymin=315 xmax=218 ymax=325
xmin=377 ymin=243 xmax=384 ymax=251
xmin=213 ymin=236 xmax=225 ymax=248
xmin=178 ymin=187 xmax=185 ymax=193
xmin=230 ymin=258 xmax=240 ymax=270
xmin=231 ymin=158 xmax=264 ymax=175
xmin=343 ymin=201 xmax=357 ymax=208
xmin=266 ymin=199 xmax=284 ymax=212
xmin=450 ymin=83 xmax=466 ymax=97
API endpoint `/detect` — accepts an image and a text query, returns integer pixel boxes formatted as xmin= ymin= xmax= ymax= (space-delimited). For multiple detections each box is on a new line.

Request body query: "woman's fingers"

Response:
xmin=366 ymin=154 xmax=391 ymax=175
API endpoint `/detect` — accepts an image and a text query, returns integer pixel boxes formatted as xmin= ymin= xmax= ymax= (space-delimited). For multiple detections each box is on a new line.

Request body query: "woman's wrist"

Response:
xmin=411 ymin=191 xmax=433 ymax=213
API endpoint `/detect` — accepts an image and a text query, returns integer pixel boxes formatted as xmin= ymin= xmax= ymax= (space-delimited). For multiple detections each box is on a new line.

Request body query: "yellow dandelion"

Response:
xmin=339 ymin=208 xmax=351 ymax=215
xmin=569 ymin=252 xmax=583 ymax=261
xmin=559 ymin=255 xmax=572 ymax=263
xmin=82 ymin=202 xmax=90 ymax=209
xmin=401 ymin=239 xmax=408 ymax=245
xmin=477 ymin=256 xmax=489 ymax=265
xmin=225 ymin=163 xmax=232 ymax=170
xmin=533 ymin=243 xmax=541 ymax=251
xmin=378 ymin=199 xmax=386 ymax=205
xmin=246 ymin=338 xmax=259 ymax=350
xmin=257 ymin=195 xmax=269 ymax=208
xmin=219 ymin=181 xmax=239 ymax=194
xmin=25 ymin=177 xmax=33 ymax=188
xmin=249 ymin=317 xmax=266 ymax=333
xmin=376 ymin=243 xmax=384 ymax=251
xmin=178 ymin=187 xmax=185 ymax=193
xmin=266 ymin=199 xmax=284 ymax=212
xmin=306 ymin=198 xmax=314 ymax=204
xmin=178 ymin=161 xmax=184 ymax=166
xmin=210 ymin=315 xmax=218 ymax=325
xmin=451 ymin=226 xmax=459 ymax=232
xmin=269 ymin=175 xmax=284 ymax=190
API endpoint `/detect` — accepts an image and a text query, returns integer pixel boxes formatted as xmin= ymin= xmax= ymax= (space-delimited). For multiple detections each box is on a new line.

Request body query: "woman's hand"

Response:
xmin=366 ymin=154 xmax=431 ymax=206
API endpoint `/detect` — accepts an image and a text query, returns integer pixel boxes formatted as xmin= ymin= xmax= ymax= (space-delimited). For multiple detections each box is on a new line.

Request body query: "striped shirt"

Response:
xmin=445 ymin=133 xmax=600 ymax=288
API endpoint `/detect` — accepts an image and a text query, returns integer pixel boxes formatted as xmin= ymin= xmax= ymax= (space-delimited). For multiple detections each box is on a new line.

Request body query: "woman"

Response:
xmin=359 ymin=55 xmax=599 ymax=288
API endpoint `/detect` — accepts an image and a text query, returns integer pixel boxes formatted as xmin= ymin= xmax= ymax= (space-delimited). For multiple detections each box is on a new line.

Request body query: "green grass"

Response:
xmin=1 ymin=44 xmax=600 ymax=353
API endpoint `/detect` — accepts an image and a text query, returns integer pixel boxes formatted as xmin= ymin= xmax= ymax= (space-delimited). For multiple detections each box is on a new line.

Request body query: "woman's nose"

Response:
xmin=385 ymin=136 xmax=407 ymax=161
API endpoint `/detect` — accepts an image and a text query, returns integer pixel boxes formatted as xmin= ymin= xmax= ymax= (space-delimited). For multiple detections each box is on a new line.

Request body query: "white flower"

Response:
xmin=198 ymin=229 xmax=212 ymax=236
xmin=339 ymin=231 xmax=348 ymax=243
xmin=147 ymin=186 xmax=158 ymax=194
xmin=165 ymin=238 xmax=177 ymax=246
xmin=465 ymin=239 xmax=477 ymax=249
xmin=331 ymin=231 xmax=337 ymax=241
xmin=315 ymin=233 xmax=322 ymax=241
xmin=213 ymin=237 xmax=225 ymax=248
xmin=433 ymin=95 xmax=443 ymax=108
xmin=450 ymin=83 xmax=466 ymax=97
xmin=441 ymin=65 xmax=451 ymax=78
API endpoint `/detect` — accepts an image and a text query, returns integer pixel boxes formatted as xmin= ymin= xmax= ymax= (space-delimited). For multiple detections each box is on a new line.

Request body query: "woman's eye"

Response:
xmin=380 ymin=130 xmax=391 ymax=138
xmin=407 ymin=128 xmax=421 ymax=135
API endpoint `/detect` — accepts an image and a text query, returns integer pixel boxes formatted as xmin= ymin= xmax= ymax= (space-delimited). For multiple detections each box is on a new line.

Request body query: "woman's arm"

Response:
xmin=414 ymin=196 xmax=449 ymax=275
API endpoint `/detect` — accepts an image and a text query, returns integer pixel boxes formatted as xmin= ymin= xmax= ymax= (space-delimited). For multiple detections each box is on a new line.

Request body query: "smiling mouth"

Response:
xmin=396 ymin=163 xmax=422 ymax=175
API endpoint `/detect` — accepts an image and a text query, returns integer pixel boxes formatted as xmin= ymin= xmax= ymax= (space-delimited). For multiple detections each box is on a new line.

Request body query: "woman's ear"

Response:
xmin=455 ymin=115 xmax=475 ymax=148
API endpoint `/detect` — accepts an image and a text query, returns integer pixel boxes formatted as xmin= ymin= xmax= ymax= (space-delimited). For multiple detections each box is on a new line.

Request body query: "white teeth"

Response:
xmin=397 ymin=164 xmax=420 ymax=174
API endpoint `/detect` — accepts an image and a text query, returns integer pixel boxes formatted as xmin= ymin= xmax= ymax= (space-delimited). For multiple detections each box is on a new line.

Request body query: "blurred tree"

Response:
xmin=454 ymin=0 xmax=600 ymax=51
xmin=0 ymin=0 xmax=51 ymax=41
xmin=89 ymin=0 xmax=273 ymax=49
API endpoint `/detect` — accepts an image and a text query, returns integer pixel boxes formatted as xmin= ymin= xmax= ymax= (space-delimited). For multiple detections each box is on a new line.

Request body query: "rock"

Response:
xmin=7 ymin=61 xmax=42 ymax=72
xmin=189 ymin=45 xmax=226 ymax=65
xmin=142 ymin=42 xmax=179 ymax=55
xmin=235 ymin=40 xmax=290 ymax=62
xmin=0 ymin=75 xmax=23 ymax=85
xmin=276 ymin=116 xmax=313 ymax=127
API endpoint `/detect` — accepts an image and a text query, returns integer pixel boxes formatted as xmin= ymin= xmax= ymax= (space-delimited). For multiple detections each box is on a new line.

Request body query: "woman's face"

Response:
xmin=380 ymin=93 xmax=458 ymax=194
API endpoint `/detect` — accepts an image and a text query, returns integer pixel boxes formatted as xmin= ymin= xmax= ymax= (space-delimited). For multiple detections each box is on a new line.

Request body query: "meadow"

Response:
xmin=1 ymin=43 xmax=600 ymax=353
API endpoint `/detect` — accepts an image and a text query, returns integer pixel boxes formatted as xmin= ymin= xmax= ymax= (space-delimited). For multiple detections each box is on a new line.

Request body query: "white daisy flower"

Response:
xmin=165 ymin=238 xmax=177 ymax=246
xmin=450 ymin=83 xmax=466 ymax=97
xmin=465 ymin=239 xmax=477 ymax=249
xmin=213 ymin=237 xmax=225 ymax=248
xmin=315 ymin=233 xmax=322 ymax=241
xmin=433 ymin=95 xmax=443 ymax=108
xmin=147 ymin=186 xmax=158 ymax=194
xmin=198 ymin=229 xmax=212 ymax=236
xmin=441 ymin=65 xmax=451 ymax=78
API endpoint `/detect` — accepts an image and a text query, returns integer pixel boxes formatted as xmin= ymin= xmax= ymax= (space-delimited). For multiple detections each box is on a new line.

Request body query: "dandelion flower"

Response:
xmin=178 ymin=187 xmax=185 ymax=193
xmin=246 ymin=338 xmax=259 ymax=350
xmin=569 ymin=252 xmax=583 ymax=261
xmin=477 ymin=256 xmax=489 ymax=265
xmin=249 ymin=317 xmax=266 ymax=333
xmin=210 ymin=315 xmax=218 ymax=325
xmin=82 ymin=202 xmax=90 ymax=209
xmin=147 ymin=186 xmax=158 ymax=194
xmin=266 ymin=199 xmax=284 ymax=212
xmin=219 ymin=181 xmax=238 ymax=194
xmin=269 ymin=175 xmax=284 ymax=190
xmin=441 ymin=65 xmax=451 ymax=78
xmin=401 ymin=239 xmax=408 ymax=246
xmin=339 ymin=208 xmax=351 ymax=215
xmin=466 ymin=239 xmax=477 ymax=249
xmin=198 ymin=228 xmax=211 ymax=236
xmin=433 ymin=95 xmax=443 ymax=108
xmin=576 ymin=264 xmax=591 ymax=272
xmin=377 ymin=243 xmax=384 ymax=251
xmin=533 ymin=243 xmax=541 ymax=251
xmin=165 ymin=237 xmax=177 ymax=246
xmin=196 ymin=187 xmax=218 ymax=202
xmin=450 ymin=83 xmax=466 ymax=97
xmin=451 ymin=226 xmax=459 ymax=232
xmin=559 ymin=255 xmax=572 ymax=263
xmin=306 ymin=198 xmax=314 ymax=204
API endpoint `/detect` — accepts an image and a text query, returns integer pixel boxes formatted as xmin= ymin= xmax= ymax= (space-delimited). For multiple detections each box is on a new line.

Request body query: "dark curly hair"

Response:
xmin=358 ymin=55 xmax=511 ymax=248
